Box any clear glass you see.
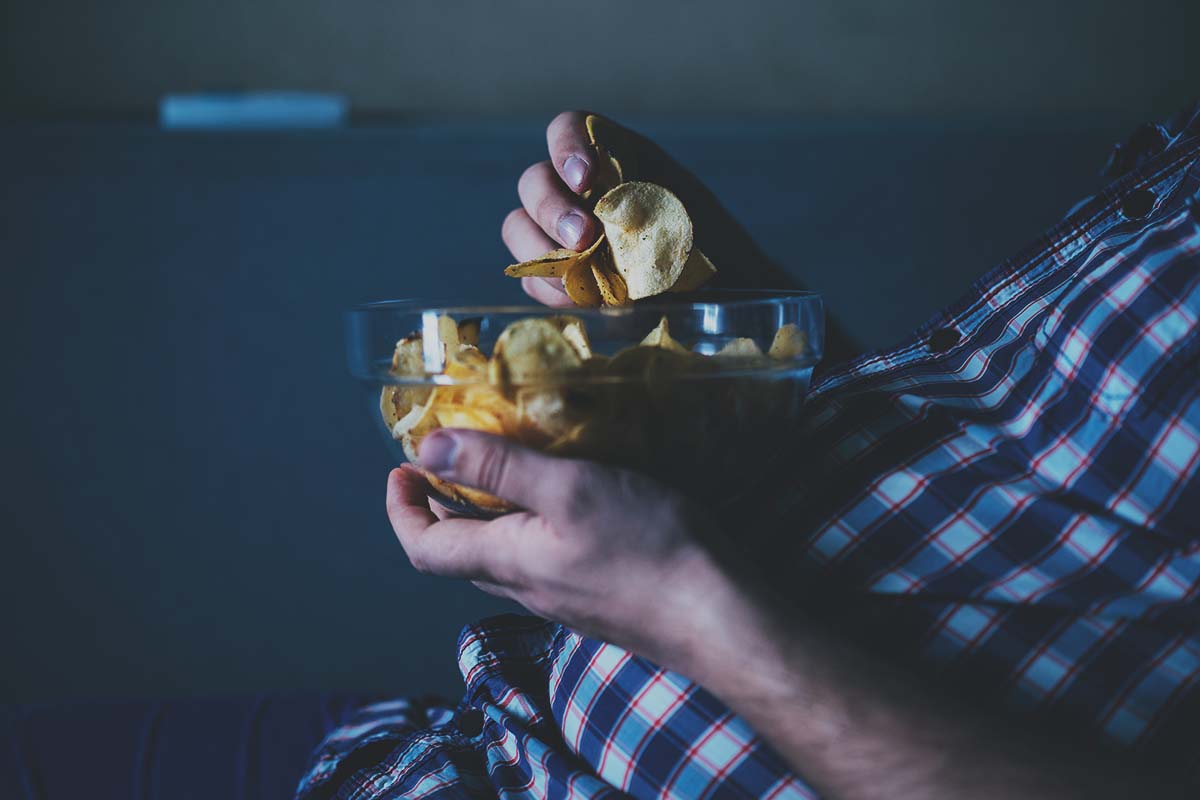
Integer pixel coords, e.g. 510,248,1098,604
346,290,824,516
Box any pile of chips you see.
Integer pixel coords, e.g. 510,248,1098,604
381,314,810,513
503,116,717,306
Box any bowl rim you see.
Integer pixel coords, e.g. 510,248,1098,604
347,288,821,317
349,289,824,385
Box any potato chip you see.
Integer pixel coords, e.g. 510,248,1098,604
400,432,420,463
516,388,576,444
446,343,488,378
437,314,460,350
669,248,717,293
400,385,516,514
592,260,629,306
393,396,443,464
552,316,594,360
545,421,592,456
381,334,434,431
768,323,810,360
390,333,424,375
398,391,446,460
492,318,584,386
505,236,605,279
393,401,433,438
562,257,603,307
583,114,627,200
606,344,695,382
595,182,693,300
462,385,521,433
487,356,508,389
457,317,482,347
424,472,515,514
435,404,505,434
503,248,578,279
380,387,404,430
381,303,813,520
639,315,689,354
713,338,765,360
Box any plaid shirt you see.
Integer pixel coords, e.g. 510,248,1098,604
299,103,1200,799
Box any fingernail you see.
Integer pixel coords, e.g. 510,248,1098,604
563,154,589,191
557,211,586,248
418,431,459,474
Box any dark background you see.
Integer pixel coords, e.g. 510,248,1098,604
2,1,1197,703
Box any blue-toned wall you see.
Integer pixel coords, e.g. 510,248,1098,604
0,116,1145,700
3,1,1197,119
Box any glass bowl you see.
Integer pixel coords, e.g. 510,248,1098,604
346,290,823,517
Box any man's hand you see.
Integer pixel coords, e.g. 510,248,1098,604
502,110,796,307
387,428,727,663
387,428,1185,799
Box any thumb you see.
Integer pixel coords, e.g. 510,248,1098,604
418,429,588,520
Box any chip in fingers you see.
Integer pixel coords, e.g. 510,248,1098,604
594,182,693,300
562,258,603,307
584,114,628,200
669,248,717,293
505,235,604,279
592,260,628,306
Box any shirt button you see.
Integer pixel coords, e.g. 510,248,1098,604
456,708,485,737
928,327,961,353
1121,188,1156,219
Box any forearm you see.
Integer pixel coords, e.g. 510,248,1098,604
658,557,1181,800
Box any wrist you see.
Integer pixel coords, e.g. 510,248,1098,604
653,548,807,707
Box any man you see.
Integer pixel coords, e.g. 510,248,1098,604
298,104,1200,798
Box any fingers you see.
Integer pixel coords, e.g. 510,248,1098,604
521,276,574,307
386,467,497,579
471,579,516,601
386,466,438,533
417,429,591,523
501,208,557,262
429,495,456,522
546,110,594,193
518,161,596,251
501,207,576,308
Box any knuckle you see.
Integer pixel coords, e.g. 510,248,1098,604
534,194,563,229
560,462,599,515
612,467,683,521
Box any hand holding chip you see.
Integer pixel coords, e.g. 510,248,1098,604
386,428,729,663
503,111,797,307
